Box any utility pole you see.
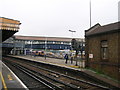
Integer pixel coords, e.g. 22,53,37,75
30,40,33,55
90,0,92,28
44,37,47,59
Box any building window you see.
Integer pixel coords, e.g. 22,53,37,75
101,40,108,60
53,41,55,44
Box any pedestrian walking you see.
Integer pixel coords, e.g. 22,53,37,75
64,54,69,64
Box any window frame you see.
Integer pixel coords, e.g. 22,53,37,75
101,40,109,61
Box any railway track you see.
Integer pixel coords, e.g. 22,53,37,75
3,57,111,90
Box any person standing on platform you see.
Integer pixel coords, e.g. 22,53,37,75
64,54,69,64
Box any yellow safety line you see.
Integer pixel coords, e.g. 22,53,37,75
69,65,80,68
0,72,7,90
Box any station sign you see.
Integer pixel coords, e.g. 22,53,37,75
89,54,93,58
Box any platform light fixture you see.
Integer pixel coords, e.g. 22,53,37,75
69,30,76,33
69,30,76,38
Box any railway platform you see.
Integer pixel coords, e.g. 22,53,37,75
9,55,120,89
0,60,27,90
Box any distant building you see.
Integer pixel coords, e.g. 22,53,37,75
3,35,85,55
85,22,120,81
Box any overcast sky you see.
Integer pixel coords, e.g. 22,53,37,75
0,0,119,38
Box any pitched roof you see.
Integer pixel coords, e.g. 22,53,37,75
14,35,84,42
85,21,120,36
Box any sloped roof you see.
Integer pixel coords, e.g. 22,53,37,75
14,35,84,42
85,21,120,36
0,17,21,31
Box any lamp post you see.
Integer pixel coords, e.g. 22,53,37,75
69,30,76,37
30,40,33,55
69,30,77,65
44,37,47,59
69,30,76,50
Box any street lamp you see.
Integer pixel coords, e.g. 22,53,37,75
69,30,76,32
69,30,76,50
69,30,77,65
69,30,76,37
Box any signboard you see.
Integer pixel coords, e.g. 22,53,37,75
89,54,93,58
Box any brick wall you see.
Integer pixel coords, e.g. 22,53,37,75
85,32,119,80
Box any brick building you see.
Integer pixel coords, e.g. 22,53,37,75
85,22,120,81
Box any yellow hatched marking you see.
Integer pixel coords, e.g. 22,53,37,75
0,72,7,90
69,65,79,68
8,75,13,80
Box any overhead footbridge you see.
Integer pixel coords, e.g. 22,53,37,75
0,17,21,42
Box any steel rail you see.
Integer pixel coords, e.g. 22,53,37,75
3,57,112,90
27,62,111,90
15,64,63,90
4,59,62,90
15,63,79,89
4,59,79,90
